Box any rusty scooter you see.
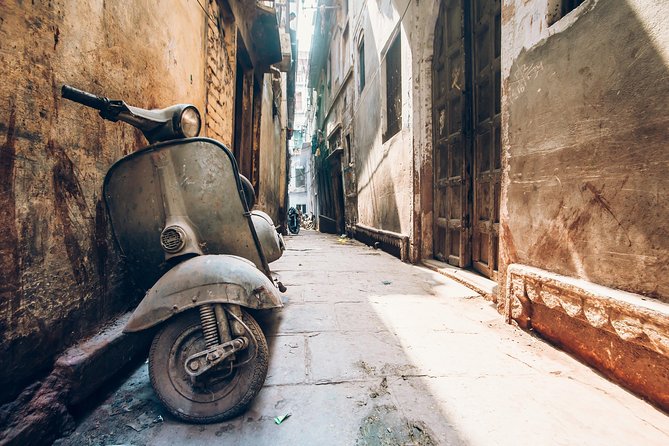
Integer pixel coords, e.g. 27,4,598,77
62,85,285,423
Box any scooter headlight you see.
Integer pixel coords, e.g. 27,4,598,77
179,106,201,138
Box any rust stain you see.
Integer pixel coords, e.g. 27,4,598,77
500,222,518,264
527,198,590,274
49,139,90,285
582,182,632,246
501,1,515,25
0,106,21,317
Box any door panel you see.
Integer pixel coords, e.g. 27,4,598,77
471,0,501,279
432,0,470,267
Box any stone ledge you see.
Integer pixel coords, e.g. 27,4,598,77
0,312,150,446
506,263,669,412
422,259,499,301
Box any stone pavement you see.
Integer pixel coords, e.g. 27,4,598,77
56,231,669,445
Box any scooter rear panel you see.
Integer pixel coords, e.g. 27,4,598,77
103,138,268,290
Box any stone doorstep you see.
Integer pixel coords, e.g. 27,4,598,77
0,312,151,446
506,263,669,412
422,258,500,301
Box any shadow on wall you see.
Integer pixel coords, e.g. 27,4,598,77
504,0,669,302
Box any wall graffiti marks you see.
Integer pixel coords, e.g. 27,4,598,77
508,61,544,101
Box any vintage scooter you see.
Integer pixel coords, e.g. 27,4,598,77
62,85,285,423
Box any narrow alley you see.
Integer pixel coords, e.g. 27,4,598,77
1,0,668,444
56,231,669,446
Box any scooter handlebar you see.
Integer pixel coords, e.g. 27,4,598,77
61,85,109,110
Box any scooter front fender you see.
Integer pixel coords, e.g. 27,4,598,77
124,255,283,333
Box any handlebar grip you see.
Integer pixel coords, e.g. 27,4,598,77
61,85,108,110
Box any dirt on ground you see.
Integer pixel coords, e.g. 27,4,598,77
357,404,435,446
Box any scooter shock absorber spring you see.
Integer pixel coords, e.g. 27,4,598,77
199,304,219,348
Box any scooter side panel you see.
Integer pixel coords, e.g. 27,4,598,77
251,210,284,263
124,255,282,333
104,139,269,290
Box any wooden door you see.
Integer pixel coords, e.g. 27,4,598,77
471,0,501,279
432,0,470,268
432,0,500,279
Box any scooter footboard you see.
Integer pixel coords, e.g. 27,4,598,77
124,255,282,333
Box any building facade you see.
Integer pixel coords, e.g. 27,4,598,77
0,0,294,420
308,0,669,411
289,50,317,216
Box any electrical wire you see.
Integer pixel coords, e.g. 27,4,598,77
194,0,219,27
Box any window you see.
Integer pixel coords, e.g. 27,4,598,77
332,35,340,87
358,39,365,93
342,24,350,73
327,50,332,91
294,166,305,188
383,33,402,142
547,0,585,26
329,128,342,156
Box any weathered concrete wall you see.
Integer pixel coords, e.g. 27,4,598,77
500,0,669,303
351,0,414,236
0,0,213,403
403,0,442,262
256,72,286,224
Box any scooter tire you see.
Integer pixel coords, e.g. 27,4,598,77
148,308,269,423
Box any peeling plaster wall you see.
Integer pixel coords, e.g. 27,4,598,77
500,0,669,303
404,0,442,262
256,73,286,224
0,0,215,403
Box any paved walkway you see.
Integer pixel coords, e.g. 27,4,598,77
57,231,669,445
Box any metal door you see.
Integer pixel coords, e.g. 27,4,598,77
432,0,470,267
471,0,501,279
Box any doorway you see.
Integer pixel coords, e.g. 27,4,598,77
432,0,501,279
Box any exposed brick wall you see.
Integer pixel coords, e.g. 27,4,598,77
205,0,237,148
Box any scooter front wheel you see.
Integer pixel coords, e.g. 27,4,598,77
148,308,269,423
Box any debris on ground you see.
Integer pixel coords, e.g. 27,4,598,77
369,377,389,399
355,360,376,375
381,280,392,285
274,413,292,425
125,412,162,432
338,234,352,244
356,405,435,446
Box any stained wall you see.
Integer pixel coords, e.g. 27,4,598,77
256,72,287,225
0,0,226,403
500,0,669,304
